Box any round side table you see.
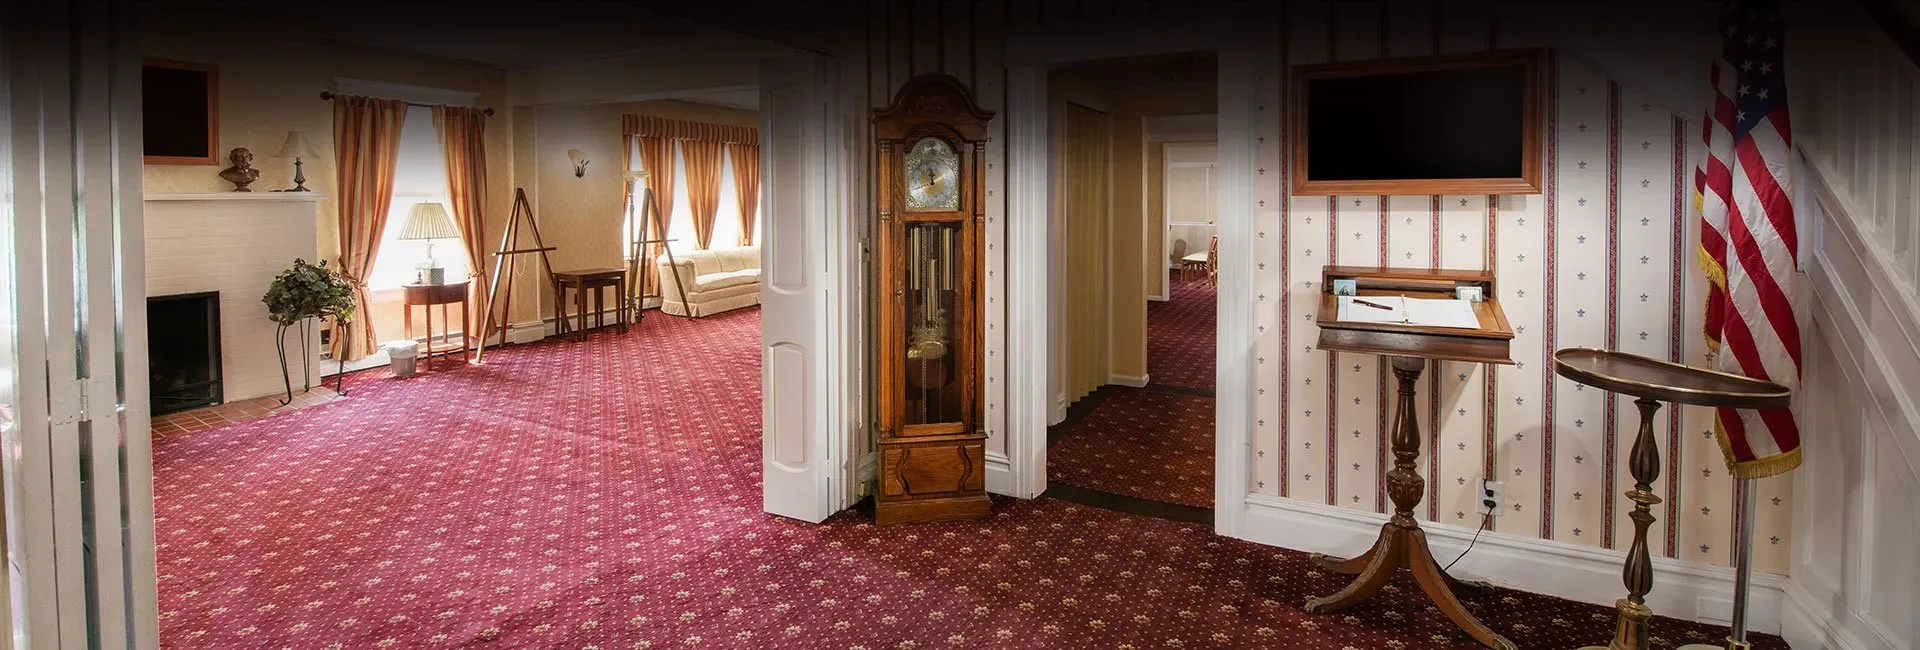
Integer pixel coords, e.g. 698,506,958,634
1552,348,1790,650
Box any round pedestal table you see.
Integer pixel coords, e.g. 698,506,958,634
1552,348,1790,650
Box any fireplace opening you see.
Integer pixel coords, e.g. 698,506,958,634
148,291,222,415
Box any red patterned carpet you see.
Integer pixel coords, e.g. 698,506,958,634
1147,271,1216,390
151,306,1783,649
1048,387,1216,508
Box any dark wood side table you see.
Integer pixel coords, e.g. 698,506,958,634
402,280,471,371
1309,266,1517,650
551,268,628,342
1554,348,1790,650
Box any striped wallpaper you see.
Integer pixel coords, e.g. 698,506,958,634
1255,1,1791,572
855,0,1792,573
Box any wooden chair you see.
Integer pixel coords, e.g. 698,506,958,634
1205,234,1218,284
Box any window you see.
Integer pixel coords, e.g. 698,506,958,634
624,136,762,257
664,145,697,254
368,106,468,290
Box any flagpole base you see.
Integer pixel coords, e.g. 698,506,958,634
1675,641,1751,650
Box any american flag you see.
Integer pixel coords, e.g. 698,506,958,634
1695,0,1802,478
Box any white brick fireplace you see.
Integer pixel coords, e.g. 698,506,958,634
144,192,324,404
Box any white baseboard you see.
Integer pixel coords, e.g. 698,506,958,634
1235,494,1787,634
503,321,547,344
984,451,1016,497
1109,373,1150,387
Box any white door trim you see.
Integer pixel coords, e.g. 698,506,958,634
1212,45,1259,538
2,4,161,645
1003,65,1051,499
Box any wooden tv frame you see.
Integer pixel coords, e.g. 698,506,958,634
1289,48,1544,196
142,58,220,165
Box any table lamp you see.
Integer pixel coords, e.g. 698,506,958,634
275,130,318,192
399,202,460,284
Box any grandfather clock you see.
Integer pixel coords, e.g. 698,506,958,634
872,74,994,525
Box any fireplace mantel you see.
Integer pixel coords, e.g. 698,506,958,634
144,193,324,402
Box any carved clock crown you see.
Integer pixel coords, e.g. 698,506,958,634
874,73,994,141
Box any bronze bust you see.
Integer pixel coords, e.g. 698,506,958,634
218,147,260,192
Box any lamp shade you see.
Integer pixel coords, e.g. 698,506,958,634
624,169,650,181
275,130,318,159
398,202,460,241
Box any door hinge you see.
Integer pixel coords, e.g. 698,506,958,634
50,377,114,426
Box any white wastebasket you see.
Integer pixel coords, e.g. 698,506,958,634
385,340,419,377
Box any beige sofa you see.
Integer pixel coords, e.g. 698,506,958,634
655,246,760,317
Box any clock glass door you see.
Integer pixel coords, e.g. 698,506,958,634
903,222,962,425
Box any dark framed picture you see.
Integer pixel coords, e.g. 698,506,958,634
142,59,220,165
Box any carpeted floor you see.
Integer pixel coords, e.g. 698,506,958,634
1047,387,1216,508
1049,270,1219,507
1147,271,1217,391
151,305,1783,649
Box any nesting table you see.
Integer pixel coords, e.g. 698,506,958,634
551,268,629,341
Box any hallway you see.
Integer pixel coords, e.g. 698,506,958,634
1049,271,1216,509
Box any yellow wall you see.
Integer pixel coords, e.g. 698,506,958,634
1049,62,1215,385
140,21,514,346
520,100,760,321
137,21,759,341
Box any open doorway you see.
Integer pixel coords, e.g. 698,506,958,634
1042,53,1219,518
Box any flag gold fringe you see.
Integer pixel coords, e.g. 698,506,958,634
1693,189,1729,353
1713,411,1804,479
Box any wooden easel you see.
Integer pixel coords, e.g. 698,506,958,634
475,188,556,363
623,176,691,317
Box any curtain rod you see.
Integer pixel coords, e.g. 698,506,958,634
318,91,495,116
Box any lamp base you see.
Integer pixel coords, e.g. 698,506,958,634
286,157,310,192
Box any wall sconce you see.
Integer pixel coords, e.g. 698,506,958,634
567,149,591,178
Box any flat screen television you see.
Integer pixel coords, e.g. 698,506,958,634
1290,49,1544,195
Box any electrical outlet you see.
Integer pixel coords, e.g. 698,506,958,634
1479,480,1504,517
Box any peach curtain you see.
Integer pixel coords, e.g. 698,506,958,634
622,114,757,145
728,143,760,246
635,136,676,296
680,139,725,250
431,105,490,340
332,95,409,361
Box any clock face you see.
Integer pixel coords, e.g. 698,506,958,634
903,137,960,211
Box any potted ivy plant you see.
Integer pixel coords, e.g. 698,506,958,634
262,258,356,403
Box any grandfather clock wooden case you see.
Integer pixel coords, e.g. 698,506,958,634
872,74,994,525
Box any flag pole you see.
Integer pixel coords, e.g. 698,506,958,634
1678,477,1757,650
1727,477,1758,649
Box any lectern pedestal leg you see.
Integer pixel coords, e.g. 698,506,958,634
1579,398,1666,650
1304,356,1516,650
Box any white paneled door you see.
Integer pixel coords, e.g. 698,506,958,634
2,2,161,648
759,53,859,523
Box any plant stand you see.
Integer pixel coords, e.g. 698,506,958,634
274,318,314,406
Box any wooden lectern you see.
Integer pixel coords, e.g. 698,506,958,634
1308,266,1516,650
